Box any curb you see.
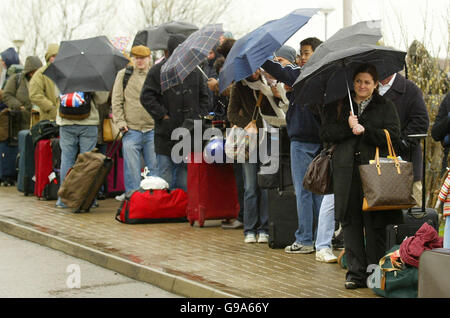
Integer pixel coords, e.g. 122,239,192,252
0,218,239,298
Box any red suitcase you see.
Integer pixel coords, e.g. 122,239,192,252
186,153,240,227
34,139,54,198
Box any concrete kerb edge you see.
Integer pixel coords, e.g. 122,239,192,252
0,218,239,298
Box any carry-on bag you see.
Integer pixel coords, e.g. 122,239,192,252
0,140,18,185
186,152,240,227
115,189,188,224
104,141,124,197
58,134,121,212
34,139,54,198
30,120,58,146
418,248,450,298
268,186,298,249
386,134,440,250
16,130,35,195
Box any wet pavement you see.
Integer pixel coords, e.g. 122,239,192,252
0,186,376,298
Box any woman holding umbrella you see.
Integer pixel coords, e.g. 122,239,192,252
320,63,403,289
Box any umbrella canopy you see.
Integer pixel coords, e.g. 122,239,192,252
293,21,406,107
218,8,318,93
133,21,199,51
160,24,224,92
44,36,129,94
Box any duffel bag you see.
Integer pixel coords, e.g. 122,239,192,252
115,189,188,224
371,245,419,298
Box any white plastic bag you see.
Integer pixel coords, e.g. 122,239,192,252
140,167,169,190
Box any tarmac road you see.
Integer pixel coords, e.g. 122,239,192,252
0,231,182,298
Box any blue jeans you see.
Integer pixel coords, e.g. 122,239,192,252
157,154,187,191
445,216,450,249
291,141,323,246
315,194,335,251
57,125,98,205
242,162,269,236
122,129,158,193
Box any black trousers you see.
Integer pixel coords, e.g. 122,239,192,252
342,161,387,283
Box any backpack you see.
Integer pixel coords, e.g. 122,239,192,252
59,92,92,120
30,120,59,146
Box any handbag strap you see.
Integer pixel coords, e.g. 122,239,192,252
373,129,401,175
250,92,264,122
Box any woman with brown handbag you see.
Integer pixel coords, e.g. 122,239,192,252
319,63,403,289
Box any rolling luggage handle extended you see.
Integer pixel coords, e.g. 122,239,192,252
75,132,122,213
106,132,122,159
407,134,428,215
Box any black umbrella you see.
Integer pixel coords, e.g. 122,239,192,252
293,20,406,109
132,21,199,51
44,36,129,94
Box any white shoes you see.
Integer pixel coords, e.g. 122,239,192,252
315,248,338,263
244,233,257,243
257,233,269,244
244,233,269,244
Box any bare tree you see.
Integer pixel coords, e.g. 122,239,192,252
128,0,230,33
0,0,116,62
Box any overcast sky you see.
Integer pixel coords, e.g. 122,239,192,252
220,0,449,58
1,0,449,59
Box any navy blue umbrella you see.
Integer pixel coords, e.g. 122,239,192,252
218,8,318,93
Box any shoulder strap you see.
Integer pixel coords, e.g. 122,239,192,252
122,66,134,91
16,73,22,87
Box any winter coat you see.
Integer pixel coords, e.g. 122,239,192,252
262,59,321,144
112,67,154,131
320,92,403,226
2,56,43,130
383,74,429,182
29,62,59,122
227,80,276,129
140,58,210,157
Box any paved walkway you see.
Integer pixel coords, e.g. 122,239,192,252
0,186,376,298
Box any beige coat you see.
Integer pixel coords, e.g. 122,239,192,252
112,67,154,131
29,63,59,121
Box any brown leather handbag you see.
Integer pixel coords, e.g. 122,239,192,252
302,145,336,195
359,129,416,211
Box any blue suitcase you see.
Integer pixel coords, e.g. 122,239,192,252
0,141,18,186
17,130,35,195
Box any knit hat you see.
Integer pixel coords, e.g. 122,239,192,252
45,43,60,63
0,47,20,69
275,46,296,64
131,45,151,58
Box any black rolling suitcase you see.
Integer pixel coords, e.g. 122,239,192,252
386,134,440,250
268,186,298,249
16,130,35,195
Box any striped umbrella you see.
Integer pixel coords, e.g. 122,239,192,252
160,24,223,92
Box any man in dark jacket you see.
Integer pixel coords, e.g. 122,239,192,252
262,37,324,254
140,34,210,191
379,73,429,206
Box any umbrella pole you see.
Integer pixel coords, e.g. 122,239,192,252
196,65,210,80
346,81,355,115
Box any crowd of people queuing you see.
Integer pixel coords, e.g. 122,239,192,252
0,24,448,291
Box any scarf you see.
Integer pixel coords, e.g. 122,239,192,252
242,78,286,124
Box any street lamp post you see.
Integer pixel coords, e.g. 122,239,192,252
12,39,25,57
320,8,335,40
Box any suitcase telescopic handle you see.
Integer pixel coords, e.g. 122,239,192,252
106,132,122,158
407,134,428,213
